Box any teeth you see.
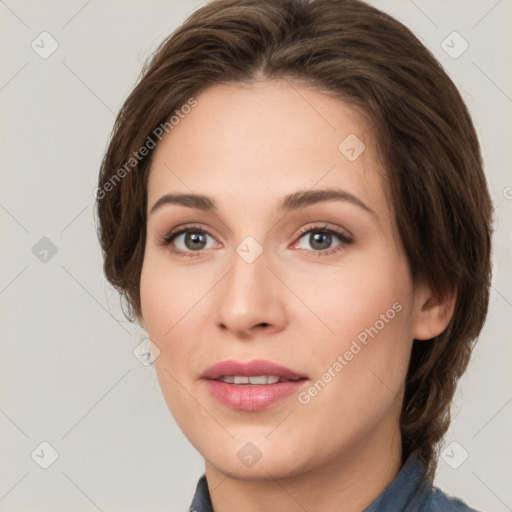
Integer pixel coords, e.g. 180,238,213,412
218,375,287,385
250,375,279,384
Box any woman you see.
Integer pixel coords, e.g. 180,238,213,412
96,0,493,510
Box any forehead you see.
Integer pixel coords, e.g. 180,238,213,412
147,80,388,220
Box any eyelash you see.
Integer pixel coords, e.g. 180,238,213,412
158,223,354,258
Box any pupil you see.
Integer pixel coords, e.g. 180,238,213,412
311,232,331,250
186,231,206,250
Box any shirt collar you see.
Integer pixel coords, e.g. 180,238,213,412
363,454,432,511
189,473,213,512
189,453,430,512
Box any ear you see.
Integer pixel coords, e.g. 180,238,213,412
412,282,457,340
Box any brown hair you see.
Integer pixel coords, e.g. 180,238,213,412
96,0,493,479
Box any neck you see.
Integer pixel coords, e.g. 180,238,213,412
205,421,403,512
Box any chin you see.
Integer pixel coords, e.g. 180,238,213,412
196,434,320,481
207,452,305,481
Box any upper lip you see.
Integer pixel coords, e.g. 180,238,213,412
201,359,307,380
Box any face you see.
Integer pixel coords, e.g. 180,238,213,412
139,80,431,480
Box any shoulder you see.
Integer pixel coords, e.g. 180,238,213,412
423,485,481,512
364,454,482,512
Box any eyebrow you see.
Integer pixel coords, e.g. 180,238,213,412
148,188,376,217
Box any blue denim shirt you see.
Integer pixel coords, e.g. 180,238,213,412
188,454,480,511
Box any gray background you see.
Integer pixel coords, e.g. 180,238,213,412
1,0,511,510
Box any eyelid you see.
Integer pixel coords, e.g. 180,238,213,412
292,223,354,244
160,222,215,244
158,222,220,255
158,222,354,257
289,223,354,256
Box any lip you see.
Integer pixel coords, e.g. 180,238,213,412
201,359,307,380
201,359,308,411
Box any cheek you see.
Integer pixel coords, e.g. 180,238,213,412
139,264,168,340
291,242,413,344
139,252,204,422
139,249,198,340
294,247,414,407
139,249,214,393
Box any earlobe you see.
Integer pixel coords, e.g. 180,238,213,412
412,284,457,341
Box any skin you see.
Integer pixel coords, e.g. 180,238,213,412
139,80,455,512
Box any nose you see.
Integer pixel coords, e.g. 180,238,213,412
214,243,287,339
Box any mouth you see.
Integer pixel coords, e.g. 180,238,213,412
201,359,308,411
216,375,300,384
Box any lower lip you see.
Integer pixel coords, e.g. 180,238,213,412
203,379,307,411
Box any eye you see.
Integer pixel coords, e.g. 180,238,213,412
292,225,354,256
159,223,219,257
159,223,354,258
